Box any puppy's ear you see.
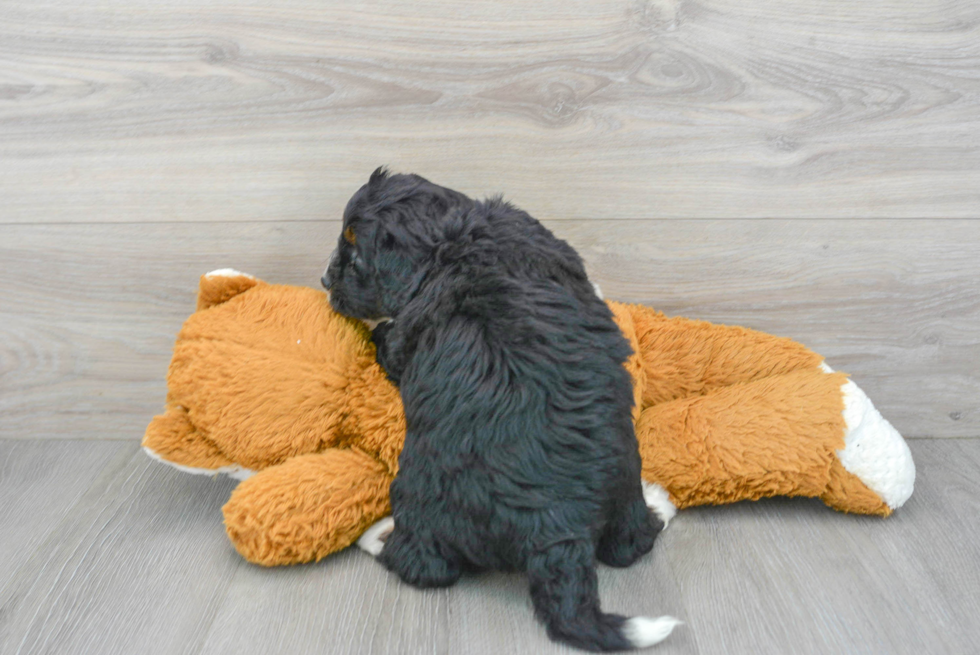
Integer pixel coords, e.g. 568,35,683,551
372,222,432,315
368,166,390,191
370,321,403,384
376,223,399,251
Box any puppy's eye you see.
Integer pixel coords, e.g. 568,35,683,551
343,226,356,245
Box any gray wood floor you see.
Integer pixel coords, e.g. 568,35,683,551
2,0,979,653
0,438,977,654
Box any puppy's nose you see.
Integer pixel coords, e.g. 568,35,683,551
321,272,331,290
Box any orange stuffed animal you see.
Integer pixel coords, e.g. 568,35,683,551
143,269,915,566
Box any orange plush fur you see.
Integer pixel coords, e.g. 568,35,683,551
143,271,915,566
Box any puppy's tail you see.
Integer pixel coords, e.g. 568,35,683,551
527,540,680,651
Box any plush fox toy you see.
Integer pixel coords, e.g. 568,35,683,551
143,270,915,567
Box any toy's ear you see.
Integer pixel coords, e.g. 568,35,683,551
197,269,261,310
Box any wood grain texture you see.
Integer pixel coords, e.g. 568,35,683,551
661,437,980,655
1,1,979,222
0,440,125,591
0,220,341,440
566,219,980,438
2,219,975,440
0,443,243,655
198,549,453,655
1,439,976,654
3,5,976,652
197,535,694,655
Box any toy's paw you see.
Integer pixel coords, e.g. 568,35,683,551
143,407,255,479
143,445,256,481
642,480,677,529
357,516,395,557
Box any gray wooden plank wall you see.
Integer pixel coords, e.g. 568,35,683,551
1,0,979,221
1,1,978,654
1,0,977,442
2,220,977,440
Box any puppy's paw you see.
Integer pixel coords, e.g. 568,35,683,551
642,480,677,529
591,281,604,300
357,516,395,557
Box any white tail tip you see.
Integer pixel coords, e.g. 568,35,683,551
821,362,916,510
622,615,682,648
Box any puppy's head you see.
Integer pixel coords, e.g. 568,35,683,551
322,167,471,320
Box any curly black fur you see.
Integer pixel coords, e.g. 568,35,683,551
322,168,665,651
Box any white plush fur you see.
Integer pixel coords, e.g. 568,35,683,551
641,480,677,528
622,616,682,648
362,317,393,331
357,516,395,557
142,446,255,481
205,268,254,279
821,363,915,509
592,281,604,300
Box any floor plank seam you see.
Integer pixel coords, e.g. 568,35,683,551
4,217,980,227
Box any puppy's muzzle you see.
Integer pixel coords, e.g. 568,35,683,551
321,248,339,290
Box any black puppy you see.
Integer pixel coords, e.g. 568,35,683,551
322,169,678,651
